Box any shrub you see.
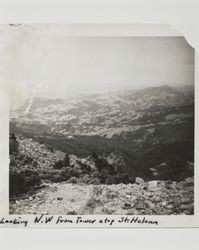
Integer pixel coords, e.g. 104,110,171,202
81,174,91,184
67,177,78,184
9,165,41,196
105,175,119,185
44,169,69,182
88,178,101,185
54,159,65,169
9,133,19,155
53,154,70,169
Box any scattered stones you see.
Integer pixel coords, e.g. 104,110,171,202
10,176,194,215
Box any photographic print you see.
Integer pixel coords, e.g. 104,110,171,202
7,26,195,217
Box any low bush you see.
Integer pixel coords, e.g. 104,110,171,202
67,176,78,184
9,133,19,155
9,164,41,196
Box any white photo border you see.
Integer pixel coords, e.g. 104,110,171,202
0,24,198,228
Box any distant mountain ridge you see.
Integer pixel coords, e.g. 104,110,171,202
10,84,194,138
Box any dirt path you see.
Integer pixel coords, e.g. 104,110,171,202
10,183,94,215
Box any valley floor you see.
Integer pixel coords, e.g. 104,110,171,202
10,177,194,215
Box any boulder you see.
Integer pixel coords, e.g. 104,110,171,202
126,208,139,215
181,197,190,204
41,211,48,215
123,202,132,209
146,200,155,209
57,197,63,201
167,204,174,209
135,177,145,185
135,200,147,210
147,180,158,189
181,204,194,211
185,177,194,186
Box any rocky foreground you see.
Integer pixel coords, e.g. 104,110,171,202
10,176,194,215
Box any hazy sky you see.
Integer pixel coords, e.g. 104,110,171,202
6,34,194,103
40,37,194,97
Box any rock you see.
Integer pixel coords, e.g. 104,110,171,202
51,199,57,204
152,172,158,176
26,210,33,214
57,197,63,201
105,190,118,199
32,204,37,209
67,211,77,215
151,196,161,203
39,183,49,188
41,211,48,215
149,168,157,172
152,207,161,214
146,200,155,209
167,204,174,209
123,203,132,209
181,197,190,204
131,183,145,192
185,177,194,186
158,182,166,188
135,177,145,185
181,204,193,210
29,196,33,201
165,209,173,215
144,192,154,197
126,208,139,215
173,196,181,204
135,200,147,210
161,201,167,206
183,210,193,215
147,181,158,189
103,207,116,214
176,182,184,190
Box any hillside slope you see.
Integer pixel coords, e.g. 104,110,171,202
10,85,194,181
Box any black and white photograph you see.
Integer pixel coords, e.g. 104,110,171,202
7,25,194,216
